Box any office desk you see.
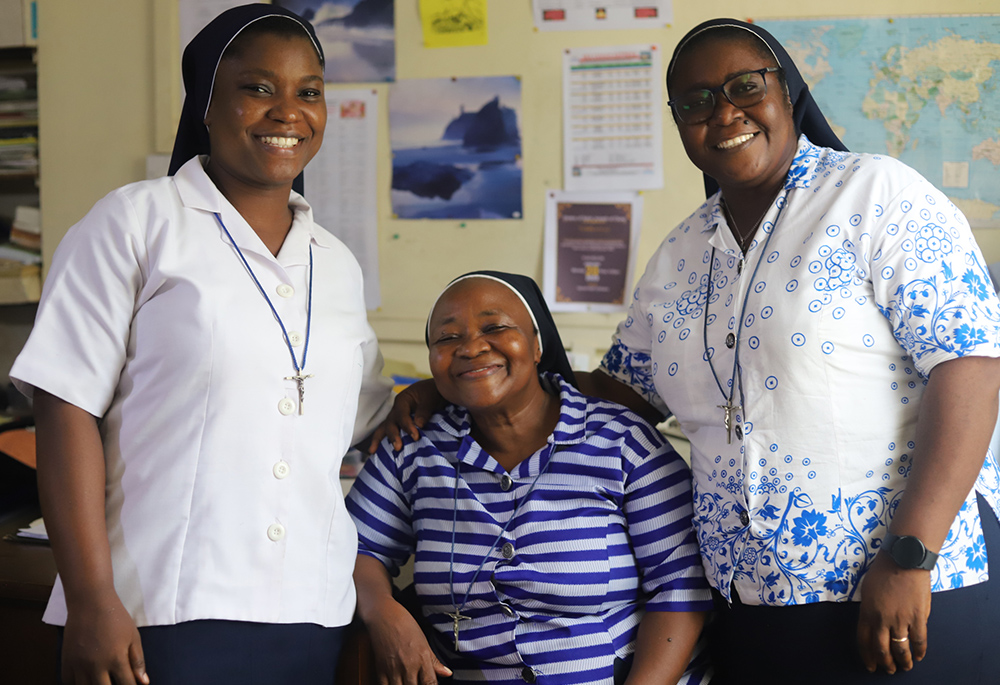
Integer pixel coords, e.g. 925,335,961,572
0,506,58,685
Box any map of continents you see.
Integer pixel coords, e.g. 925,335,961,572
764,16,1000,227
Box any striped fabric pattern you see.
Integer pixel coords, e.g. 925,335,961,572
346,374,713,685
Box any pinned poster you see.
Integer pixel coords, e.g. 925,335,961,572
563,45,664,191
390,76,522,220
304,89,381,309
274,0,396,82
533,0,670,31
420,0,489,47
543,190,642,313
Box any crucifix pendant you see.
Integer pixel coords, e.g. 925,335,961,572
285,372,314,415
718,401,740,444
446,610,469,651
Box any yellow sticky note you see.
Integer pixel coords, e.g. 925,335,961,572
419,0,489,48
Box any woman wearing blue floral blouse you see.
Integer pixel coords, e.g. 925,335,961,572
381,18,1000,685
583,19,1000,684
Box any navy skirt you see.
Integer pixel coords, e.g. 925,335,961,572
61,620,347,684
708,494,1000,684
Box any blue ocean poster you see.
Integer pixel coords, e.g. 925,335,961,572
389,76,523,220
274,0,395,82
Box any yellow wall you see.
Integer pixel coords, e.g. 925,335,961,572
37,0,1000,375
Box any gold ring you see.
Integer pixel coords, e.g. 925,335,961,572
890,636,909,643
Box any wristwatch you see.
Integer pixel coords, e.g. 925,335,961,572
882,532,939,570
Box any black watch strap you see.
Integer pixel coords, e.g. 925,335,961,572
883,532,939,571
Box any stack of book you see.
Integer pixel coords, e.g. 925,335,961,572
0,72,36,177
9,205,38,251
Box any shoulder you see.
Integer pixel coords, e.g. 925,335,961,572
77,176,176,227
632,195,720,300
656,195,721,254
375,409,465,467
794,136,929,198
552,375,668,456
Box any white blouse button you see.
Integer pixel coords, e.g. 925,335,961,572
267,523,286,542
278,398,295,415
288,331,304,347
273,461,290,479
276,284,294,298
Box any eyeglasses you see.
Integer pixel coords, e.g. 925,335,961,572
668,67,782,124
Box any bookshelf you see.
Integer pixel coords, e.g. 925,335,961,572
0,45,41,305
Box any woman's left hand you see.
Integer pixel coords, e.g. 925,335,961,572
856,551,931,674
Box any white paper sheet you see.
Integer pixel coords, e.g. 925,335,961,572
305,89,381,310
543,190,642,313
563,45,664,192
533,0,671,31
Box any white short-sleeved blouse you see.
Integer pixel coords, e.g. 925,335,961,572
11,156,393,627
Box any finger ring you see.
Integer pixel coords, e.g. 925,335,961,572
890,636,909,643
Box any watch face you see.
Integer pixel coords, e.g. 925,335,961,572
892,535,927,568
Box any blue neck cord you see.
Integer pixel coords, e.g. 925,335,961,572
703,194,788,412
213,212,313,375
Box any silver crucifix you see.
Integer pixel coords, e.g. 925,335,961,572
285,372,314,415
718,401,740,444
446,610,470,651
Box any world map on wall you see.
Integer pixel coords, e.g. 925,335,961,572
764,16,1000,228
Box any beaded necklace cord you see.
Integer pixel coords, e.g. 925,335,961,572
703,193,788,443
447,443,558,652
214,212,314,414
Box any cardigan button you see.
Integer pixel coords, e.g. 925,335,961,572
500,474,513,491
739,510,750,527
726,333,736,348
521,667,536,683
501,542,515,559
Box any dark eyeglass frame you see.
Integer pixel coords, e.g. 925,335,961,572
668,66,782,124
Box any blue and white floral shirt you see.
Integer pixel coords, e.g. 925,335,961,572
601,135,1000,605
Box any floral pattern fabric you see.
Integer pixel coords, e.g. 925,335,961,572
601,135,1000,605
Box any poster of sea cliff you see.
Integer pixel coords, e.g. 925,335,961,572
275,0,395,82
389,76,523,220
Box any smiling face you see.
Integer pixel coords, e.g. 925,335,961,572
203,31,326,196
427,278,543,415
669,34,798,197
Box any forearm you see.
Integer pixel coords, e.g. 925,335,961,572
625,610,706,685
574,369,664,425
890,355,1000,551
33,388,117,607
353,553,398,624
